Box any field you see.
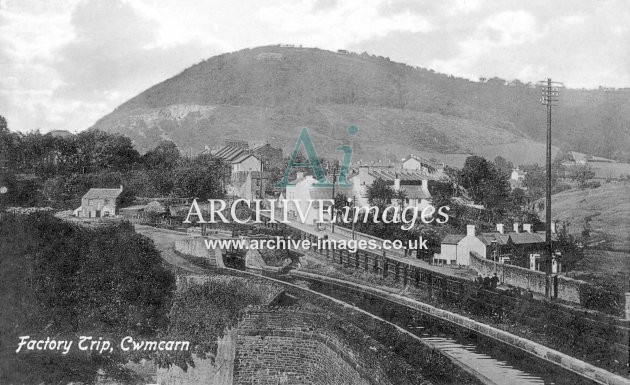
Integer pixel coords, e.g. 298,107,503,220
590,161,630,179
549,181,630,251
566,249,630,291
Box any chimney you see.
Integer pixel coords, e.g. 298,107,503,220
296,171,304,180
551,221,557,234
421,179,428,190
513,222,520,233
496,224,504,234
394,178,401,191
467,224,476,237
119,185,123,192
523,224,532,233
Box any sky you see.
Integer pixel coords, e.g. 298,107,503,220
0,0,628,133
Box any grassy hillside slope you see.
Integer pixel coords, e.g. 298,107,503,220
549,182,630,251
92,46,630,163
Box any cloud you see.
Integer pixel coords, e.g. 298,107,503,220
0,0,629,133
428,10,543,79
256,0,432,48
0,0,223,133
54,0,220,102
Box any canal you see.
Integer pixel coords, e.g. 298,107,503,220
272,273,599,385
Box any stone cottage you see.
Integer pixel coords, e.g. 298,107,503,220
76,186,123,218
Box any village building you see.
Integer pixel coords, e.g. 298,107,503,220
75,186,123,218
350,165,437,209
210,140,282,200
119,204,147,220
281,172,351,226
401,155,444,177
433,222,559,270
230,153,262,176
210,140,283,168
227,171,269,200
510,168,526,189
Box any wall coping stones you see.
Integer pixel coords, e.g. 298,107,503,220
290,270,630,385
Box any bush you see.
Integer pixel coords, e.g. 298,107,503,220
0,211,175,384
578,282,624,315
585,181,601,189
552,182,572,194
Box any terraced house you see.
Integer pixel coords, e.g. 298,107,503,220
434,223,560,271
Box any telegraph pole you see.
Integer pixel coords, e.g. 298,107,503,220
539,78,562,298
330,162,338,233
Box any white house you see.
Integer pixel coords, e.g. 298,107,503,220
394,179,432,210
433,225,488,266
402,155,444,177
282,173,351,226
231,153,262,176
350,165,436,209
509,169,526,189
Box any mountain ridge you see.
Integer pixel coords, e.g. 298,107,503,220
91,45,630,165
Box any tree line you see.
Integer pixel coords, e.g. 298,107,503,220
0,117,227,209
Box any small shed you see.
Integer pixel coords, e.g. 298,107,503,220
119,204,147,220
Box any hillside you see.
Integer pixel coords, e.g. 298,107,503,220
548,182,630,251
91,46,630,164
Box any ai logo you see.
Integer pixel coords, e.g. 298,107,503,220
275,125,358,188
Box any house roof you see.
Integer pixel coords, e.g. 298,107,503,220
119,204,146,212
251,143,274,152
214,146,246,162
402,155,441,169
231,153,260,164
400,185,431,200
535,231,559,242
442,234,465,244
478,233,510,245
368,169,438,182
509,232,545,245
83,188,122,199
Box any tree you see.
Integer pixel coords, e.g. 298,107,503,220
459,156,510,210
493,156,514,176
0,211,175,384
333,192,350,218
554,222,584,271
510,188,527,209
554,143,574,163
522,164,560,200
145,200,166,223
142,141,181,170
174,163,224,200
74,131,140,173
0,115,7,133
366,178,394,208
569,164,595,188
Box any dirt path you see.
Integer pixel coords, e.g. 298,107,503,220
135,225,206,274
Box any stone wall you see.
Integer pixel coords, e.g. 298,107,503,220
334,226,385,247
470,251,548,295
469,251,584,303
156,328,237,385
174,237,224,267
234,306,388,385
291,271,630,385
175,274,284,305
